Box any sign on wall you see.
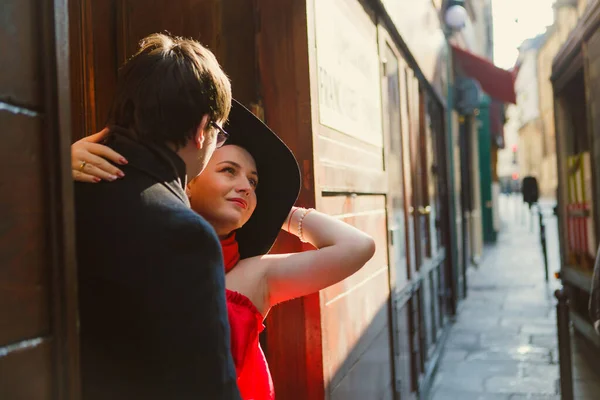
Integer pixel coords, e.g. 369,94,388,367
314,0,383,148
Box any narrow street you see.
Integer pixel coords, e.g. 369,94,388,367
430,196,600,399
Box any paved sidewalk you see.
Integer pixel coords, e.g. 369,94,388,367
429,196,600,399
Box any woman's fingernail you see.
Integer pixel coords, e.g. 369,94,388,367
119,158,128,165
93,177,101,183
108,175,118,181
117,171,125,178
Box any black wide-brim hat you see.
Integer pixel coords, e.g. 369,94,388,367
224,100,301,259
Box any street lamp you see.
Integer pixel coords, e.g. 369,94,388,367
445,0,468,32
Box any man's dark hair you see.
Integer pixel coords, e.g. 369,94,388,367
107,33,232,148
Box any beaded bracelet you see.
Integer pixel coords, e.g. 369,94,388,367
297,208,315,243
287,207,301,233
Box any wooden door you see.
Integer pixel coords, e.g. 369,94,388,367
379,33,436,396
425,94,452,327
69,1,324,398
415,89,452,370
400,67,426,387
584,29,600,250
69,0,261,140
458,117,472,298
0,0,80,399
409,79,427,272
379,30,415,399
308,0,395,398
424,95,445,260
400,71,418,280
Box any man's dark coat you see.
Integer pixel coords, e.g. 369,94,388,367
75,133,240,399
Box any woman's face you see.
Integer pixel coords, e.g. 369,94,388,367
187,145,258,237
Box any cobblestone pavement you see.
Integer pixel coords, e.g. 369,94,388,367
430,196,600,399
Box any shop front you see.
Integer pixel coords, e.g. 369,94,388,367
552,0,600,347
1,0,458,398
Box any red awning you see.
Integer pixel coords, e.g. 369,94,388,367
451,44,517,104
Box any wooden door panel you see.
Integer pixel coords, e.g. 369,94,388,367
72,0,260,138
430,269,441,340
330,328,394,400
381,41,409,291
400,67,417,279
317,126,386,194
0,0,43,107
380,33,410,399
584,30,600,239
427,96,445,258
119,0,221,61
74,0,222,136
0,340,54,400
421,274,434,355
393,303,415,399
409,77,426,269
1,5,54,399
1,1,80,399
0,112,50,347
320,194,393,399
89,0,120,130
404,67,432,391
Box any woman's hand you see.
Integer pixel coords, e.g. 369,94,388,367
72,128,128,183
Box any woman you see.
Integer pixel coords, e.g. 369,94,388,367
72,100,376,399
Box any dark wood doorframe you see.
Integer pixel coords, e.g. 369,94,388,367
255,1,324,399
418,87,432,258
45,0,81,398
379,28,413,398
458,116,472,299
408,72,425,273
68,0,102,141
66,1,318,398
430,97,456,317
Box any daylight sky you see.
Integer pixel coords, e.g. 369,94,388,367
492,0,556,69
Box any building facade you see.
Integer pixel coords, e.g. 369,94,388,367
537,1,580,198
514,34,547,192
0,1,459,399
509,1,581,199
497,104,519,189
553,0,600,348
0,0,503,399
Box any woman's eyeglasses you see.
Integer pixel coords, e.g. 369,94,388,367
210,121,229,148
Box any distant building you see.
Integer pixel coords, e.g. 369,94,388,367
505,0,580,199
536,0,580,197
515,33,547,194
497,104,521,193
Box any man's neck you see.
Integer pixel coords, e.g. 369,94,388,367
171,141,203,181
153,141,189,186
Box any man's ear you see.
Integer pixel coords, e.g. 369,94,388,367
194,114,211,149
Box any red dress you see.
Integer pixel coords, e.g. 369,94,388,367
221,234,275,400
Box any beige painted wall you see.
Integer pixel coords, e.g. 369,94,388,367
518,118,545,180
536,5,580,197
578,0,590,15
498,104,520,179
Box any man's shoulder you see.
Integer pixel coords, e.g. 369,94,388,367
75,173,217,244
75,166,178,208
154,200,218,242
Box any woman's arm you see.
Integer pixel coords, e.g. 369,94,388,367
262,207,376,309
71,128,128,183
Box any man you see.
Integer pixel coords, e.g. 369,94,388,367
74,33,241,399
